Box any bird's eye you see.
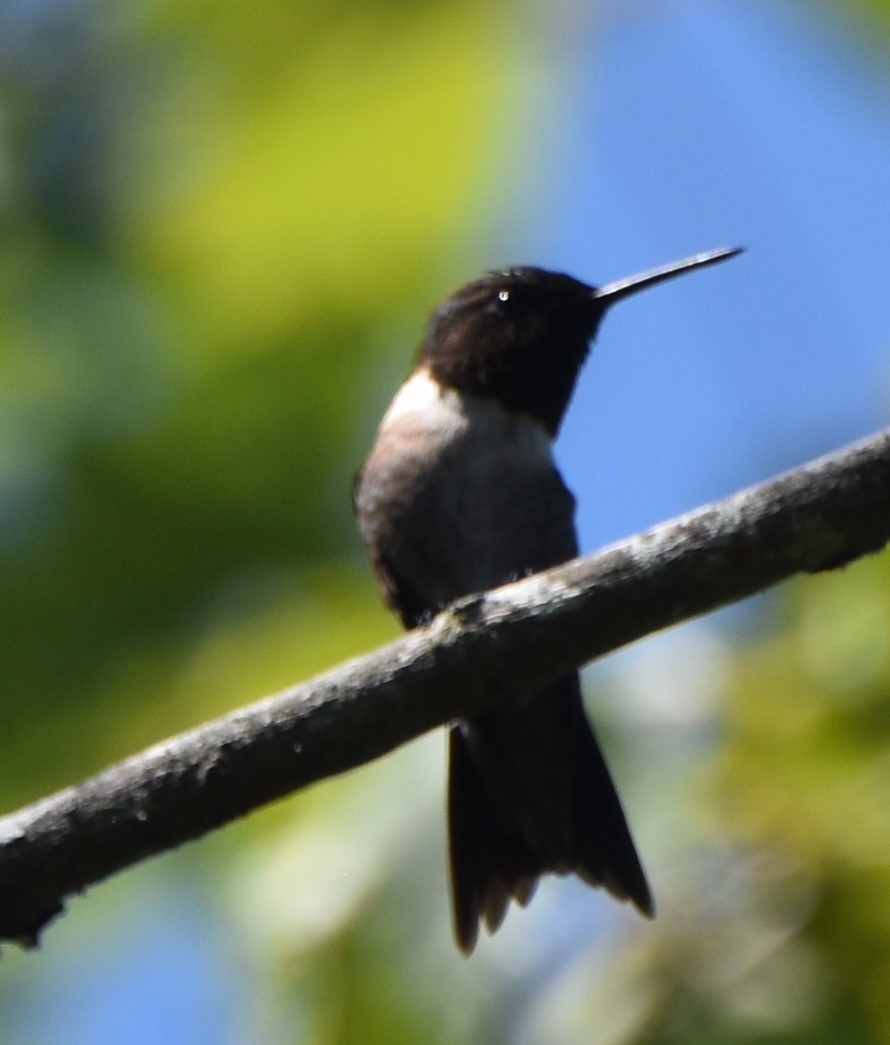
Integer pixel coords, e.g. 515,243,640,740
497,289,510,303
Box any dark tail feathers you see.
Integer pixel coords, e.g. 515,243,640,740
447,714,652,955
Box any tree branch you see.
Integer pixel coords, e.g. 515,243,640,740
2,428,890,947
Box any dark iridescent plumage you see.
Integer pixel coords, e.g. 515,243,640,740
354,250,740,952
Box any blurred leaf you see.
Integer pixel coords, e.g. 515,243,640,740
126,1,507,346
708,554,890,1040
0,0,508,803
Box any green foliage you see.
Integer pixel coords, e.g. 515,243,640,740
0,0,507,801
0,0,525,1038
558,556,890,1044
3,1,890,1042
847,0,890,31
711,555,890,1042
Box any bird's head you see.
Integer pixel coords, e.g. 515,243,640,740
418,247,742,435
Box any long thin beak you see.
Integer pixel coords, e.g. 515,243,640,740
594,246,743,306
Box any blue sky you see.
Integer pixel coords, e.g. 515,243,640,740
5,1,890,1040
505,1,890,553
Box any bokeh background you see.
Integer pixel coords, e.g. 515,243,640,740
2,0,890,1041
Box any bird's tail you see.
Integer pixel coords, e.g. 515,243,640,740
447,693,652,955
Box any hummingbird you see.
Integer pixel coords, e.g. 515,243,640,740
353,246,741,953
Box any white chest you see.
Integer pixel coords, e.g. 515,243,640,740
378,368,555,476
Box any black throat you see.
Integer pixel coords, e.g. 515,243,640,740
418,267,605,437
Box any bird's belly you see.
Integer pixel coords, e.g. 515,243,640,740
356,397,577,611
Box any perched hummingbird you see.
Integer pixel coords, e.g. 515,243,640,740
353,247,741,953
